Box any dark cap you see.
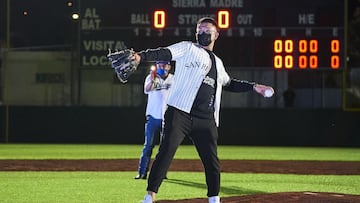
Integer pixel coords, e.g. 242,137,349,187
197,17,218,28
156,61,170,65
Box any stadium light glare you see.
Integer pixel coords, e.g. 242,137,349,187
72,13,79,20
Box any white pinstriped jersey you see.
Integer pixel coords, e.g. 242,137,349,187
166,41,231,126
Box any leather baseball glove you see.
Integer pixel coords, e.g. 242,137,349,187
107,49,139,83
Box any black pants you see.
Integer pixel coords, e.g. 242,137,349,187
147,106,220,197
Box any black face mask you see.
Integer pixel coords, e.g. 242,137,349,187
197,33,212,46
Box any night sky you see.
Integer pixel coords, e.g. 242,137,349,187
0,0,78,48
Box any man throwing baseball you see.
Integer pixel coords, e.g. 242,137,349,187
108,17,274,203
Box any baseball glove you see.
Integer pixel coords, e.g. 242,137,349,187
107,49,139,83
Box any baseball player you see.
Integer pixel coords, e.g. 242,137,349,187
108,17,274,203
135,61,173,180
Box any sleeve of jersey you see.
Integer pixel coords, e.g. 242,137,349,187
223,78,256,92
144,75,152,94
166,41,192,60
138,47,172,62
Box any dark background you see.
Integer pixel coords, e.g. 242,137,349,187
0,0,359,146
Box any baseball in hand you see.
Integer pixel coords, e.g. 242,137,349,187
264,89,274,98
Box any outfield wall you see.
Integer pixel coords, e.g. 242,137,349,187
0,107,359,147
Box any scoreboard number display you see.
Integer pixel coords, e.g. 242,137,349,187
273,39,341,69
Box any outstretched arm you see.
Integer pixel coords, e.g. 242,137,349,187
135,47,172,64
224,78,275,97
223,78,255,92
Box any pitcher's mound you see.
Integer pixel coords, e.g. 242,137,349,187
157,192,360,203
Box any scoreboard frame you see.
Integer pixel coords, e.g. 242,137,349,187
78,0,345,70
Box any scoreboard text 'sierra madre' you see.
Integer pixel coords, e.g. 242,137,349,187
79,0,344,70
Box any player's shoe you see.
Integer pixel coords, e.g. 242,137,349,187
134,174,147,179
208,196,220,203
140,194,153,203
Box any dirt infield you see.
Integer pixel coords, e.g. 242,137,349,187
1,159,359,203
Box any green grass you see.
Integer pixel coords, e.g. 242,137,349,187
0,172,359,203
0,144,359,161
0,144,359,202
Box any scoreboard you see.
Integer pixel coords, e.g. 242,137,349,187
79,0,344,70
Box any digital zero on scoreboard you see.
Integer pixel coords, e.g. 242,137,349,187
273,39,341,69
79,0,344,69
